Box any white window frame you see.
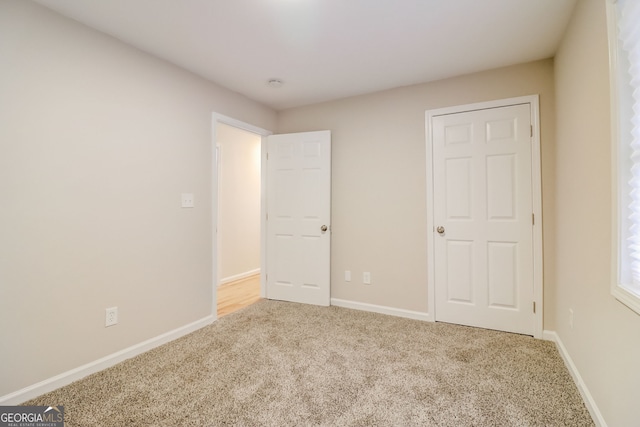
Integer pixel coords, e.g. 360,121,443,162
607,0,640,315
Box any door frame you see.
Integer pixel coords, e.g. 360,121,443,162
211,113,272,320
425,95,543,338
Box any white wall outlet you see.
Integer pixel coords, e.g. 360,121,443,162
345,270,351,282
106,307,118,327
569,308,574,329
181,193,194,208
363,272,371,285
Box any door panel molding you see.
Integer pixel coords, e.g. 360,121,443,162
425,95,543,338
266,131,331,306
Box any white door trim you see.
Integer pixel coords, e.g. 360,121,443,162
211,113,272,320
425,95,543,338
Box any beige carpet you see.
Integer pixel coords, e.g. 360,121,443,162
26,300,594,426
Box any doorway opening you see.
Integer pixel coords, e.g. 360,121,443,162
212,114,271,319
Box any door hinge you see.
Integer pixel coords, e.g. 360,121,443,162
530,125,533,138
266,152,269,160
532,213,535,225
533,301,536,314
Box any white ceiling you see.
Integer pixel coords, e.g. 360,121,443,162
34,0,577,110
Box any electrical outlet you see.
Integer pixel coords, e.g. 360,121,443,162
363,272,371,285
181,193,194,208
345,270,351,282
106,307,118,327
569,308,574,329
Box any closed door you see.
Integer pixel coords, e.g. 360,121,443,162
266,130,331,306
432,104,534,335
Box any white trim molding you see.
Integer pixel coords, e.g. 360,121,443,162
331,298,433,322
0,315,214,405
219,268,261,286
543,331,608,427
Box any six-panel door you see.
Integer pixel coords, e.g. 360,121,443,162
266,131,331,306
432,104,534,335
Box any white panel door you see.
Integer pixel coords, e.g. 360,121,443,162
432,104,534,335
266,130,331,306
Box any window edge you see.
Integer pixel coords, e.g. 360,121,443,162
607,0,640,315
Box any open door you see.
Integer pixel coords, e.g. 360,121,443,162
266,130,331,306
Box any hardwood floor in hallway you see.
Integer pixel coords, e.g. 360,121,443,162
217,274,261,318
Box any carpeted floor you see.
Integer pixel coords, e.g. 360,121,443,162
25,300,594,426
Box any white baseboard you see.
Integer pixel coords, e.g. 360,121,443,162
0,315,215,405
219,268,260,286
542,330,607,427
331,298,433,322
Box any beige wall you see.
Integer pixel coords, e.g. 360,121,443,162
278,59,556,317
0,0,275,397
216,124,261,282
554,0,640,425
4,1,636,423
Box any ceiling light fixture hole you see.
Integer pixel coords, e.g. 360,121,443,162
267,78,284,88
